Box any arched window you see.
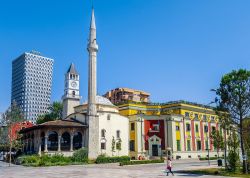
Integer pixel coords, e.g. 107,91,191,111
48,131,58,151
61,132,70,151
73,132,82,150
72,91,75,96
41,132,45,151
116,130,120,139
101,129,106,138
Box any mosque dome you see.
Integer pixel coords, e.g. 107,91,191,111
83,96,114,106
96,96,114,106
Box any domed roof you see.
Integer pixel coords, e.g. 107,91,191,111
83,96,114,106
96,96,114,106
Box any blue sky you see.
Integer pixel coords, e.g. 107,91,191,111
1,0,250,112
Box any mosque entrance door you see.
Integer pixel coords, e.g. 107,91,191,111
152,144,158,156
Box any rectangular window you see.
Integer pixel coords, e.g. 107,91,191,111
197,140,201,151
116,130,120,139
176,125,180,131
195,124,199,132
176,140,181,151
152,124,159,131
205,140,209,150
185,112,190,117
186,123,191,131
130,140,135,151
131,123,135,131
187,140,191,151
101,142,106,150
194,114,198,119
203,115,207,120
204,125,208,133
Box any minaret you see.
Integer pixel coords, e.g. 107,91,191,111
87,8,100,159
87,8,98,118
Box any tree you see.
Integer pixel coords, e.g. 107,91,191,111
243,118,250,170
116,138,122,156
111,136,115,156
3,101,25,166
210,130,224,158
215,69,250,174
214,105,233,169
36,101,63,124
48,101,63,119
227,131,240,171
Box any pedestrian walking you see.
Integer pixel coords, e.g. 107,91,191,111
166,157,174,176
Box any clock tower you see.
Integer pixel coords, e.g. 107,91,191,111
62,63,81,119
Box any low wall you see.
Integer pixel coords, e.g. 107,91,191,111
173,151,223,159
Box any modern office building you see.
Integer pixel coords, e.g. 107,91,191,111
11,51,54,123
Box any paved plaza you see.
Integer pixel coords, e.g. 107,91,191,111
0,160,234,178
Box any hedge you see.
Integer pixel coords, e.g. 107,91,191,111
199,157,219,161
120,159,164,166
95,155,130,164
17,148,88,167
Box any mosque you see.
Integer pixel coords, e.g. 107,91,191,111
20,9,129,159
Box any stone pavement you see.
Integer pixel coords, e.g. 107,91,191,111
0,161,232,178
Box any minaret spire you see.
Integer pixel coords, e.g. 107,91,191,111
87,7,99,159
87,8,98,117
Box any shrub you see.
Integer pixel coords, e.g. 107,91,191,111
72,148,88,163
120,159,164,166
96,155,130,164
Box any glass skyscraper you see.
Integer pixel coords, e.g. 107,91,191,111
11,51,54,123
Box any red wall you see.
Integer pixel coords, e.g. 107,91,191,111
144,120,165,150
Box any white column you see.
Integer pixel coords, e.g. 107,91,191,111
70,135,74,151
44,136,48,152
58,135,61,152
179,121,185,151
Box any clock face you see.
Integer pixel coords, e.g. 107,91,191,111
71,81,77,88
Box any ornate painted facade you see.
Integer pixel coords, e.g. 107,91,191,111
118,100,225,159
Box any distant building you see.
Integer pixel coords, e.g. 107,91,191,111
11,51,54,123
104,88,150,104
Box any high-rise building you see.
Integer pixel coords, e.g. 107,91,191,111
11,51,54,123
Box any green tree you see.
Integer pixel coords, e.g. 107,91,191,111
48,101,63,119
210,130,224,158
243,118,250,170
3,101,25,166
111,136,115,156
36,101,63,124
227,131,240,171
215,69,250,174
214,105,233,169
116,138,122,156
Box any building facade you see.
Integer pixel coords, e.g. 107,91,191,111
11,51,54,123
118,100,225,159
104,88,150,104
